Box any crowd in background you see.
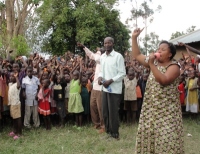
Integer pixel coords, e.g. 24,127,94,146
0,44,200,140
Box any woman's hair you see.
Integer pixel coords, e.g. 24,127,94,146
159,40,176,60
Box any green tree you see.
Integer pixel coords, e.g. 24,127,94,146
170,31,185,40
130,0,161,55
95,6,130,54
0,0,41,58
186,25,196,34
37,0,130,55
140,32,160,54
25,12,43,53
170,25,196,40
11,35,30,56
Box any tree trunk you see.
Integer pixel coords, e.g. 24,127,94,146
5,0,15,57
4,0,34,58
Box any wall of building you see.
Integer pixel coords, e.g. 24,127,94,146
174,42,200,60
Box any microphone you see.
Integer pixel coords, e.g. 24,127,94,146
145,53,160,63
154,53,160,59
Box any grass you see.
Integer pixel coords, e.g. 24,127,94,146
0,117,200,154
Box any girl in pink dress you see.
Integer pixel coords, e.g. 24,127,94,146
38,79,51,130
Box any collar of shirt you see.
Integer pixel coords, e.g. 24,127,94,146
103,50,115,57
25,75,33,79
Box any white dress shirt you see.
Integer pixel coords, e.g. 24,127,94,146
99,50,126,94
84,47,102,91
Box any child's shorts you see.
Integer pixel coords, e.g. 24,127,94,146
124,100,137,111
10,104,21,119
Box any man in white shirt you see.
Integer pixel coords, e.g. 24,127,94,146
98,37,126,140
82,45,105,133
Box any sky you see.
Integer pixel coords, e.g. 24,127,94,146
117,0,200,41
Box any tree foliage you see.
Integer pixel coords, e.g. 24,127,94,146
170,31,185,40
0,0,41,58
186,25,196,34
11,35,30,56
140,32,160,54
130,0,161,28
37,0,130,55
170,25,196,40
129,0,161,55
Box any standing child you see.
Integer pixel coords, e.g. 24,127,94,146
178,75,186,106
47,64,58,126
185,67,199,117
38,70,49,126
138,73,149,119
0,70,6,131
64,73,70,120
68,60,84,127
53,67,67,127
38,79,51,130
22,66,40,128
135,72,142,120
8,72,22,139
80,77,90,124
13,62,27,125
124,69,137,124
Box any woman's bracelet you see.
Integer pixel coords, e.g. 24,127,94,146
144,56,149,63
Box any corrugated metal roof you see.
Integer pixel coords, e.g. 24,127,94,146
169,29,200,45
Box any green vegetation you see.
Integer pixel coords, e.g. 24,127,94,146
11,35,30,57
37,0,130,55
0,117,200,154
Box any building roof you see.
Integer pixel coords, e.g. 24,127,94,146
169,29,200,45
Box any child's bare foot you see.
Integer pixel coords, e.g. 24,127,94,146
13,135,20,140
9,132,15,137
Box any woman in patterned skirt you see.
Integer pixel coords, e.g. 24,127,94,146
132,28,184,154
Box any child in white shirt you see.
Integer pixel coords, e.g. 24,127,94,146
124,69,137,124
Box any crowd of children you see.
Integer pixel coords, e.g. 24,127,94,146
178,55,200,118
0,47,200,140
